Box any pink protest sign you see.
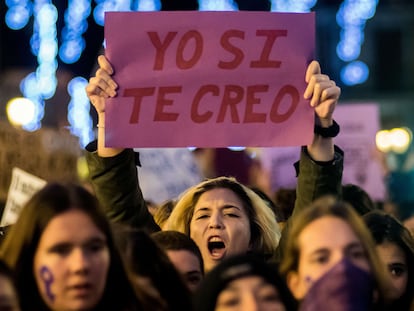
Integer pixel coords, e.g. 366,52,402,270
104,11,315,148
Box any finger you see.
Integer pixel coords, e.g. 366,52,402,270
98,55,114,75
304,74,330,100
305,60,321,83
96,68,118,90
320,84,341,103
86,77,114,98
310,80,336,107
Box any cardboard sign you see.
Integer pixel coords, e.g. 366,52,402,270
335,103,386,201
0,121,81,203
1,167,47,226
104,11,315,148
259,103,386,201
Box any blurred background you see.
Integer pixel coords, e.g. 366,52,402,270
1,0,414,224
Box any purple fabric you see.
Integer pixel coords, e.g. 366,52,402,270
300,258,374,311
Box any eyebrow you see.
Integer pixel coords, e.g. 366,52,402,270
344,242,365,252
194,205,243,212
309,241,364,256
47,236,107,249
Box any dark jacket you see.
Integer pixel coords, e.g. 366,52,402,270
85,142,344,259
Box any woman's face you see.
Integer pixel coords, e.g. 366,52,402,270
33,209,110,311
287,216,371,299
190,188,251,272
215,276,286,311
376,241,408,300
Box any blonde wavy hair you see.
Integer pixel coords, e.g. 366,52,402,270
165,176,281,258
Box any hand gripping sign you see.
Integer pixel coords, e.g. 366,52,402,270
104,11,315,148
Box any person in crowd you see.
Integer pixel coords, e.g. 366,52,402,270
342,183,378,216
113,225,194,311
165,176,280,272
0,259,20,311
363,210,414,310
151,230,204,292
279,195,391,310
403,214,414,237
0,182,146,311
153,199,177,230
193,253,297,311
273,188,296,229
84,55,343,271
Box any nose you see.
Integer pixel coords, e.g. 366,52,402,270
244,293,259,311
70,248,90,274
208,211,224,229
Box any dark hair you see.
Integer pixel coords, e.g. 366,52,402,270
114,226,194,311
273,187,296,222
0,182,141,311
363,210,414,309
193,253,297,311
342,184,377,216
151,230,204,273
0,258,20,300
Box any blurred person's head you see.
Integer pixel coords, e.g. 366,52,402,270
114,226,193,311
342,183,377,216
364,210,414,309
279,196,390,308
153,199,176,229
193,253,297,311
152,230,203,292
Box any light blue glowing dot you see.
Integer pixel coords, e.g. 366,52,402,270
135,0,161,11
93,4,105,26
59,39,85,63
5,5,31,30
340,61,369,86
336,40,361,62
37,4,58,26
20,73,40,97
199,0,238,11
67,76,88,95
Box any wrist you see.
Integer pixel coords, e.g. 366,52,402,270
314,119,340,138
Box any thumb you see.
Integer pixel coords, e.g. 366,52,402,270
305,60,321,83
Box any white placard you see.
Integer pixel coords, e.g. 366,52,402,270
1,167,47,226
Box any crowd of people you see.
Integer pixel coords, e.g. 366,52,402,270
1,11,414,311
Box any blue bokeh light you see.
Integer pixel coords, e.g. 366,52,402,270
340,60,369,86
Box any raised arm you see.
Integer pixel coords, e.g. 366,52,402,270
274,61,343,262
84,55,160,233
85,55,123,158
304,60,339,162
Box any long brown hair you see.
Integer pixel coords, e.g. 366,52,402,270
279,195,391,303
0,182,142,311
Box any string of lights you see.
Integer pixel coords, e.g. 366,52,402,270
4,0,378,147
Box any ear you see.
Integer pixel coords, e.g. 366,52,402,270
286,271,305,300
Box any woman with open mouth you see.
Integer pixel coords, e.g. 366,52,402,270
85,55,342,275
